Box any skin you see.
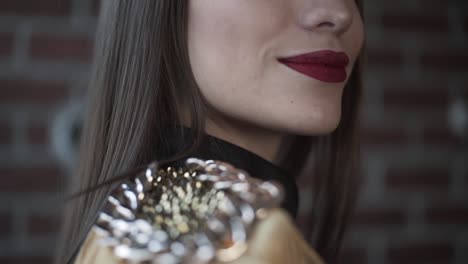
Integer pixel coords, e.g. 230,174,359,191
184,0,364,164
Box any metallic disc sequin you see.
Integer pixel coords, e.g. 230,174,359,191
94,157,284,264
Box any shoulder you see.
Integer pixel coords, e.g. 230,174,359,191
246,208,325,264
74,158,324,264
74,227,123,264
74,210,325,264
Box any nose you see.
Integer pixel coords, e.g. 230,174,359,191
296,0,354,36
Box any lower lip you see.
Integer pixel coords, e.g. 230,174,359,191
278,61,347,83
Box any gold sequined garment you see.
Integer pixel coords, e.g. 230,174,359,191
93,157,284,264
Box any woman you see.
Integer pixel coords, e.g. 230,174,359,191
55,0,365,263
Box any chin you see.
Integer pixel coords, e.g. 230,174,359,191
288,111,342,136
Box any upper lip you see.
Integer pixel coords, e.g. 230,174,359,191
278,50,349,67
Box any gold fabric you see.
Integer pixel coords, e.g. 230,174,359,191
75,209,325,264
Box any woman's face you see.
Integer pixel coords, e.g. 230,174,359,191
187,0,364,135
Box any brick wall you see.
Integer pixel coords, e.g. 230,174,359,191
0,0,96,263
0,0,466,264
337,1,468,264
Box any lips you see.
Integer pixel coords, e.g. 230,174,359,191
278,50,350,83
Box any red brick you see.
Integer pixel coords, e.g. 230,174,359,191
27,123,49,145
366,49,403,67
383,88,449,109
0,166,63,192
0,32,13,57
30,35,93,62
381,14,449,33
0,121,12,145
0,79,68,104
421,52,468,70
0,212,11,237
385,167,450,189
352,208,406,226
388,242,454,264
0,256,52,264
361,127,408,147
423,127,464,147
27,214,60,235
426,206,468,225
0,0,71,16
338,247,366,264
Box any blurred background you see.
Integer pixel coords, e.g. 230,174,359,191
0,0,467,263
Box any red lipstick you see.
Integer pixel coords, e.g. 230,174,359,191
278,50,349,83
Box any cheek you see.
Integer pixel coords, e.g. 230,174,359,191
186,1,352,134
187,0,290,100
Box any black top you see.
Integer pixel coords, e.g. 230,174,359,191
156,124,299,218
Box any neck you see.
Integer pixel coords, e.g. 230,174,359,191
180,109,292,165
205,119,286,165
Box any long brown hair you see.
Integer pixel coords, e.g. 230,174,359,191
54,1,366,263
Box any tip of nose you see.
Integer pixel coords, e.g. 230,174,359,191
298,6,354,35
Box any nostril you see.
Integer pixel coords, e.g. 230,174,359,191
317,21,335,28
